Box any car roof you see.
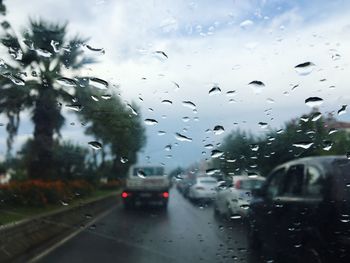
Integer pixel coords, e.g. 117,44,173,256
271,155,349,174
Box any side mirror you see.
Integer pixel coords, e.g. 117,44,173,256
252,188,265,198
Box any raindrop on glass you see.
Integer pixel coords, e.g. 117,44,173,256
294,62,315,75
305,97,323,107
144,119,158,126
88,141,102,150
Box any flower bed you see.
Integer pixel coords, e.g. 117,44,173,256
0,180,94,206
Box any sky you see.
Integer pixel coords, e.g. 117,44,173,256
1,0,350,170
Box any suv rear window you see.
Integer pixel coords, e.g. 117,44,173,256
133,167,164,176
240,179,264,190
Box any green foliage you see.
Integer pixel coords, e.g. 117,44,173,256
216,112,350,176
169,167,185,178
76,86,146,179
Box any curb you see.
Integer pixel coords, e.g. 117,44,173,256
0,192,120,263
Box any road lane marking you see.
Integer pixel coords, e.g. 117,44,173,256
28,205,118,263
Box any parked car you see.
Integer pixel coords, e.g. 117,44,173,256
248,156,350,262
214,175,265,218
188,176,217,201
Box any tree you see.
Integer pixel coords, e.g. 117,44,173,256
217,110,350,176
76,86,146,178
0,18,94,179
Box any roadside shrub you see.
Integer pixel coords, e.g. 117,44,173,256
99,180,121,190
0,180,94,206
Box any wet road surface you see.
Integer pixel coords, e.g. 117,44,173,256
40,188,259,263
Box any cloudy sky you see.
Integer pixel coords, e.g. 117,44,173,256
1,0,350,169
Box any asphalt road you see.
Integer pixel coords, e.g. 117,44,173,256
39,188,259,263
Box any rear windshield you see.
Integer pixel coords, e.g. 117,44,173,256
240,179,264,190
133,167,164,177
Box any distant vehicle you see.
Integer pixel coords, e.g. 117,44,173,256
248,156,350,262
188,176,217,201
214,175,265,218
176,174,195,197
122,165,170,209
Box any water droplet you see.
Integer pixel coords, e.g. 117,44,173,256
258,122,268,128
154,50,168,59
137,170,146,178
175,133,192,142
226,90,236,97
250,144,259,151
173,82,180,90
50,40,60,53
338,105,347,116
182,101,196,109
209,85,221,95
88,141,102,150
311,112,322,122
36,48,52,58
182,116,190,122
204,144,214,149
213,125,225,135
240,19,254,28
60,200,69,206
277,129,284,134
230,214,242,220
266,98,275,104
91,95,99,101
89,77,108,89
120,157,128,163
127,104,138,116
346,152,350,160
248,80,265,94
206,168,220,176
322,140,333,151
158,131,166,136
101,94,112,100
85,44,105,55
57,77,77,87
329,128,337,135
292,141,313,149
305,97,323,107
2,73,25,86
65,104,83,112
211,150,224,158
164,144,172,151
144,119,158,126
294,62,315,75
331,53,341,60
161,99,172,105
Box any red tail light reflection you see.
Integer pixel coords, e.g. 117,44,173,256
162,192,169,198
121,192,128,198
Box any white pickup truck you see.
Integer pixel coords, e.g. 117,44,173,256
121,165,170,209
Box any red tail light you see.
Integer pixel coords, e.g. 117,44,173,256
162,192,169,198
195,186,205,190
235,180,241,189
121,192,128,198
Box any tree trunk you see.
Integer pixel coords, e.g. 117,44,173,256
28,84,61,180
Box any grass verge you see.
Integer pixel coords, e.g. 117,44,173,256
0,189,120,226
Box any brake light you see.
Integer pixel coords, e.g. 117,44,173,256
196,186,205,190
235,180,241,189
162,192,169,198
121,192,128,198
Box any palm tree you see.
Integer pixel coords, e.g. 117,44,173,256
0,18,94,179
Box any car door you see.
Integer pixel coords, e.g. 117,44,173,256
251,167,286,248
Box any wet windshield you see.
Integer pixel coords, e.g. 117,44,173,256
0,0,350,262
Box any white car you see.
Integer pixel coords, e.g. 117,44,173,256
214,175,265,218
188,176,218,201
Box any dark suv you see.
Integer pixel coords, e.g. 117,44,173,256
248,156,350,262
